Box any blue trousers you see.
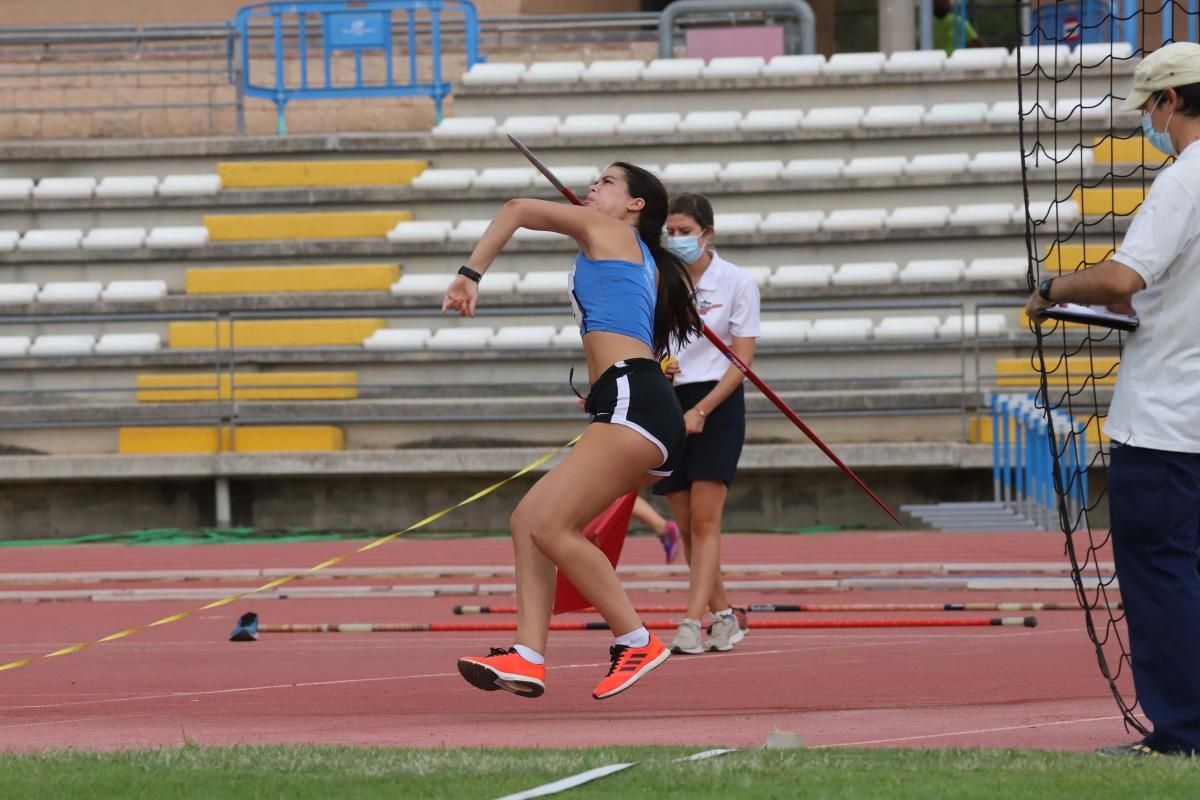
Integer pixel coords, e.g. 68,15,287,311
1108,443,1200,753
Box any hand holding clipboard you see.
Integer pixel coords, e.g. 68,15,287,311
1038,302,1140,332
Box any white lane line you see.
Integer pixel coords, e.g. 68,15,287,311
0,634,1078,714
0,670,467,712
0,715,113,730
492,763,636,800
0,644,823,712
0,638,979,711
678,748,737,761
492,748,738,800
820,714,1134,747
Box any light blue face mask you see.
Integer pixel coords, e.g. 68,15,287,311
666,235,705,264
1142,97,1178,157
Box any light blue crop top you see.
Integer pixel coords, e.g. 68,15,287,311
568,231,657,348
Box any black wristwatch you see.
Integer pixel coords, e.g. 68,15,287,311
458,265,483,283
1038,276,1056,302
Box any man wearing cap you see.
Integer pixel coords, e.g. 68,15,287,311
1026,41,1200,757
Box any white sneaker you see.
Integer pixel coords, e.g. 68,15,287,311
706,613,741,652
669,620,704,654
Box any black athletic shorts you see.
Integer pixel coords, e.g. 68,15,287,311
652,381,745,495
585,358,686,477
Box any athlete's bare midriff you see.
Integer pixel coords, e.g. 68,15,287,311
583,330,655,385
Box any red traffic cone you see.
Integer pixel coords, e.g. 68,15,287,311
552,491,637,614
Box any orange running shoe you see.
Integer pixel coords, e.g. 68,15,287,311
458,647,546,698
592,634,670,700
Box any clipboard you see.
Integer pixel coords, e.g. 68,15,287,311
1040,303,1139,332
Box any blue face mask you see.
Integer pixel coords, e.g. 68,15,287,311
1142,99,1178,158
666,235,705,264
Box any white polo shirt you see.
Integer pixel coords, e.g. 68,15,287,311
1104,140,1200,452
670,252,761,385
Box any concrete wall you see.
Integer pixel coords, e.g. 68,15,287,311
0,478,215,539
0,467,1104,540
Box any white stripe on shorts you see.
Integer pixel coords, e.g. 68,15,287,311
613,374,631,424
611,374,669,469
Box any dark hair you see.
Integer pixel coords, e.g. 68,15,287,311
612,162,701,358
1152,82,1200,117
668,193,715,231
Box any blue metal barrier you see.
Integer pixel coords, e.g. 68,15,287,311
233,0,482,135
990,393,1089,529
1033,0,1199,51
1031,1,1120,47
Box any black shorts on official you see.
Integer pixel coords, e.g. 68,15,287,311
652,382,745,495
585,358,686,477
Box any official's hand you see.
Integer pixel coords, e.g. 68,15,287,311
683,408,706,435
442,275,479,317
1107,298,1135,316
1024,291,1052,325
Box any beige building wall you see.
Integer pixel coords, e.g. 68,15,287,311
7,0,1053,140
0,45,658,140
0,0,658,139
0,0,525,25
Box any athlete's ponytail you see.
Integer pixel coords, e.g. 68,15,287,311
612,162,702,358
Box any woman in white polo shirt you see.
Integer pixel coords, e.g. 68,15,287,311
653,193,761,654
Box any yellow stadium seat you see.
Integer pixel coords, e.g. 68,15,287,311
994,356,1120,388
119,426,344,454
185,264,400,295
1072,187,1146,217
1092,136,1171,166
119,426,220,454
203,210,413,241
168,318,386,349
968,414,1108,446
1043,243,1117,274
968,415,1025,444
136,372,358,402
217,160,427,188
233,426,344,453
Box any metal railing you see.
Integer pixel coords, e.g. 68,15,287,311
657,0,816,57
232,0,482,135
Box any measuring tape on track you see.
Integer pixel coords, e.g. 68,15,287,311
0,436,580,674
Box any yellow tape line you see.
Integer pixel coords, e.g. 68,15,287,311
0,437,580,674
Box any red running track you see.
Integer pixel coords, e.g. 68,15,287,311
0,531,1136,752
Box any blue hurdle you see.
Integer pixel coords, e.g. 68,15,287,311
990,393,1090,530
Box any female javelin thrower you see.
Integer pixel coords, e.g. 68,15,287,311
442,163,701,700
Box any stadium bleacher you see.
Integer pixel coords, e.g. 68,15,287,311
0,43,1143,466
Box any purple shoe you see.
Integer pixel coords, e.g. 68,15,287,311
659,521,681,564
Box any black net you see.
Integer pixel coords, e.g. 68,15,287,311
1018,0,1198,737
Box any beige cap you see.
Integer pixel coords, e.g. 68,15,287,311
1119,42,1200,111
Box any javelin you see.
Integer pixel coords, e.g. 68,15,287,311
240,617,1036,638
455,602,1104,614
507,134,903,527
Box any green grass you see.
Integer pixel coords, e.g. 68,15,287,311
1,745,1197,800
